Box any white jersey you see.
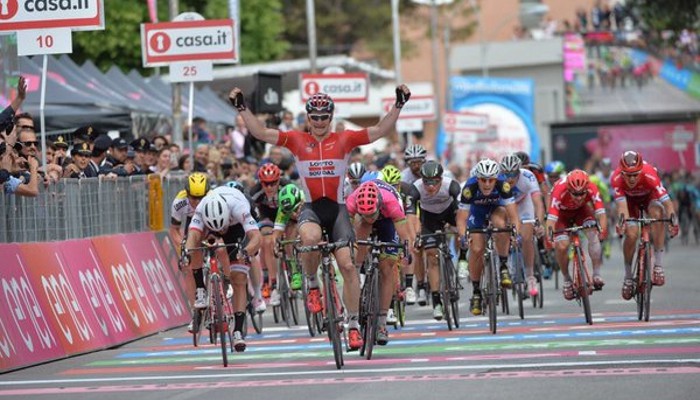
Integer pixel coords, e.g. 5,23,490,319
413,176,461,214
510,169,541,203
401,167,421,185
190,186,258,233
170,190,195,229
342,177,354,201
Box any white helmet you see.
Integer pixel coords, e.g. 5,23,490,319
404,144,427,160
500,154,522,173
474,158,500,179
201,194,230,232
348,162,366,180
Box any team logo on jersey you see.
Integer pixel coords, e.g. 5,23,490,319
502,182,511,193
462,188,472,199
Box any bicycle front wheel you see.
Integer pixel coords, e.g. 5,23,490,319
575,248,593,325
487,253,498,334
445,257,460,329
364,269,379,360
325,273,344,369
439,254,453,331
642,242,652,322
211,275,229,367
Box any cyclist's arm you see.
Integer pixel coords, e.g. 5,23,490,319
237,107,280,145
505,202,521,233
395,218,415,255
456,209,469,238
367,85,410,142
244,229,263,260
169,221,183,252
185,227,204,270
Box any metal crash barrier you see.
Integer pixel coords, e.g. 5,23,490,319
1,175,188,243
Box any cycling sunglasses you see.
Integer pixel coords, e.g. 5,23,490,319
478,178,496,184
622,171,641,178
569,190,587,197
423,178,441,186
309,114,331,122
262,180,279,187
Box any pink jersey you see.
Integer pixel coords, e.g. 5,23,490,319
548,177,605,222
277,129,370,203
610,163,669,203
346,181,406,221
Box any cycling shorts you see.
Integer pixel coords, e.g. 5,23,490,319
298,197,354,245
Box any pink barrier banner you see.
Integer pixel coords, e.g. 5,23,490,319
0,244,66,372
58,239,137,346
154,231,190,303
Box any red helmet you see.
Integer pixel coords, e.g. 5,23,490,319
356,182,381,215
258,163,281,183
619,150,643,174
566,169,589,193
305,93,335,114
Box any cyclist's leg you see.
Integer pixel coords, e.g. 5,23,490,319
517,197,537,292
260,223,280,304
622,199,641,280
491,207,511,287
579,205,603,287
284,223,302,289
298,204,323,292
377,257,396,343
332,205,359,317
467,205,488,315
648,201,667,285
222,227,249,351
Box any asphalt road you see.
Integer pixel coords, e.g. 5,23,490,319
2,240,699,400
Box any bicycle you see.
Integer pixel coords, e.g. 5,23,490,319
624,211,672,322
273,237,301,328
390,260,407,329
467,225,514,334
418,230,461,331
356,237,406,360
509,235,527,320
296,240,349,369
551,224,599,325
186,240,237,367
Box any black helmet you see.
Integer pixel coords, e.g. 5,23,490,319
515,151,530,165
420,160,443,179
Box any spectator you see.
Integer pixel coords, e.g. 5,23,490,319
63,142,92,179
192,117,211,144
107,137,129,168
150,148,172,178
230,115,247,159
0,76,27,129
278,110,295,131
15,113,38,162
176,154,193,174
153,135,168,151
193,144,209,172
1,147,39,197
130,138,151,175
87,134,113,176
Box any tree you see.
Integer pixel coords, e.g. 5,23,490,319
626,0,700,42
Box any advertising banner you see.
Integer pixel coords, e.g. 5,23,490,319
0,244,65,372
448,76,540,163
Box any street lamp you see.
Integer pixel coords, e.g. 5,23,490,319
470,1,549,77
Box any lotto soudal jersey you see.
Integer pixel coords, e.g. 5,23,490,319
277,129,370,203
170,190,196,225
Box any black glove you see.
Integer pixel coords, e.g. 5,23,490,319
395,86,411,108
229,91,247,112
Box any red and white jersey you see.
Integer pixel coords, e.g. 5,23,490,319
610,163,670,203
277,129,370,203
547,177,605,222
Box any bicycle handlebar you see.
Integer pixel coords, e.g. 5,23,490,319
623,217,672,225
467,226,515,235
552,224,599,236
295,240,350,254
356,238,407,254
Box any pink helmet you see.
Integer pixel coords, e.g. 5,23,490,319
356,182,381,215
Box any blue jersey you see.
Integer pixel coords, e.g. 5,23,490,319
459,176,515,209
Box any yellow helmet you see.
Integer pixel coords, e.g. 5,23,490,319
186,172,210,198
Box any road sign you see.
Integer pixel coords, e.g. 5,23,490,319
17,28,72,56
169,61,213,83
300,73,369,102
382,95,436,120
443,111,489,133
0,0,104,32
141,19,237,67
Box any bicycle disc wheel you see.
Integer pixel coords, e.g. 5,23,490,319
643,242,652,322
576,248,593,325
211,275,228,367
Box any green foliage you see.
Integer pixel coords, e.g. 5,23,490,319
627,0,700,39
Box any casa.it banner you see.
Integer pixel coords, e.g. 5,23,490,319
0,232,188,373
446,76,540,163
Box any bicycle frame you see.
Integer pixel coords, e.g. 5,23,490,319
418,230,460,330
274,238,301,328
553,225,596,325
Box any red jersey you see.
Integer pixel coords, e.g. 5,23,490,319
610,163,670,203
277,129,370,203
547,177,605,222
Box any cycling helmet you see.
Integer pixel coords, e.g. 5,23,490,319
356,182,381,215
361,170,383,183
258,163,281,183
566,169,589,193
201,194,230,232
381,165,402,185
515,151,530,165
619,150,643,174
404,144,427,160
500,154,522,173
545,161,566,175
348,162,366,180
305,93,335,114
226,180,245,192
474,159,500,179
278,184,304,213
420,160,443,179
186,172,210,198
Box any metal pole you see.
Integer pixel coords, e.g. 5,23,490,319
430,0,443,156
169,0,182,149
188,82,194,169
39,55,48,168
392,0,402,84
443,11,451,112
306,0,317,73
229,0,241,59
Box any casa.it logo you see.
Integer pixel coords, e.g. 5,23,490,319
0,0,19,20
150,32,171,53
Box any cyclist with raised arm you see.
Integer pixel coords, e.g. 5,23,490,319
185,186,262,352
248,163,290,307
169,173,209,315
347,180,415,345
610,151,678,300
344,162,366,200
456,159,521,316
382,164,420,304
228,84,411,350
545,170,608,301
272,183,306,290
499,154,545,297
413,160,462,320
